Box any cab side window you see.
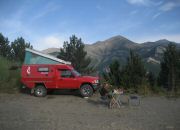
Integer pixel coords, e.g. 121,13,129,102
60,70,73,78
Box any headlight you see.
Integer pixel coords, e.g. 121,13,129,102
93,80,99,84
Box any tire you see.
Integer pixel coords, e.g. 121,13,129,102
34,85,47,97
80,84,93,97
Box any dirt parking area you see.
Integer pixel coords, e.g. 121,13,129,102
0,92,180,130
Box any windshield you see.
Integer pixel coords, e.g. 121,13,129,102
72,70,81,76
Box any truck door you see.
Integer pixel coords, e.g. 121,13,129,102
56,69,79,89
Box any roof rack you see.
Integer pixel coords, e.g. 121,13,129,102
25,48,71,65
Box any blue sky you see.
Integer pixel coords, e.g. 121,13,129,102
0,0,180,50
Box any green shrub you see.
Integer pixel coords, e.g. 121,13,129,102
0,56,21,93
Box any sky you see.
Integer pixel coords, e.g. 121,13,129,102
0,0,180,50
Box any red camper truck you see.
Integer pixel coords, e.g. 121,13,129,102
21,48,100,97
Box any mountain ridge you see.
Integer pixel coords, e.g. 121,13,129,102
84,35,179,72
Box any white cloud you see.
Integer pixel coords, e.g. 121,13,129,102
35,35,64,50
155,1,164,6
0,1,60,29
126,0,151,5
152,12,161,19
31,2,60,21
152,1,180,19
160,2,176,11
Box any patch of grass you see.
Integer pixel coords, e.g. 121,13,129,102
0,56,21,93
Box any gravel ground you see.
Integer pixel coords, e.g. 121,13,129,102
0,92,180,130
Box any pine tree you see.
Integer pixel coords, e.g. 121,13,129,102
0,33,11,58
103,60,121,87
57,35,91,73
11,37,33,62
121,50,146,91
147,71,156,87
178,50,180,88
158,43,180,93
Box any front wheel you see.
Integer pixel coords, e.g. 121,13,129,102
34,85,47,97
80,84,93,97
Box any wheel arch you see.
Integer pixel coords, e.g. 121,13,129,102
34,82,47,89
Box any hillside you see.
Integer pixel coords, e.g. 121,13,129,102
42,35,180,74
85,36,178,74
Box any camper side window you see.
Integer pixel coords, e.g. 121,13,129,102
38,67,49,72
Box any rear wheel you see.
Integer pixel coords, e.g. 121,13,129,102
80,84,93,97
34,85,47,97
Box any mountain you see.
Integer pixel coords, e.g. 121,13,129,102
85,36,179,74
42,35,180,74
85,35,139,68
85,36,139,66
42,48,60,57
137,39,172,60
